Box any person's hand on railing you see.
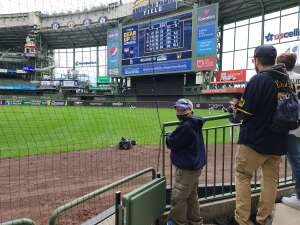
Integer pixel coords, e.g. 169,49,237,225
164,132,173,150
228,97,242,124
230,97,239,113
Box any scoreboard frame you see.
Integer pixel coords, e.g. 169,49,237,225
120,9,195,76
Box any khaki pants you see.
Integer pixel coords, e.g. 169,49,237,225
169,168,202,225
235,144,281,225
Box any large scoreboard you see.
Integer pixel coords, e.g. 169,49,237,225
121,12,193,76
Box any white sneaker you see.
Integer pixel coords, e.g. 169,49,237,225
282,194,300,210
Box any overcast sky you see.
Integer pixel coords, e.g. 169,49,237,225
0,0,134,14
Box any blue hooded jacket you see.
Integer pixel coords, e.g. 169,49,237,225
166,116,206,170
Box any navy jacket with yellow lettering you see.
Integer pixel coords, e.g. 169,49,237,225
235,64,289,155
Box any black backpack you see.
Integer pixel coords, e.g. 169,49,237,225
268,73,300,133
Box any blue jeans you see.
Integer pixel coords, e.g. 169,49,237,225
287,134,300,198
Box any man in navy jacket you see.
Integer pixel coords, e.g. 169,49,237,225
229,45,289,225
166,98,206,225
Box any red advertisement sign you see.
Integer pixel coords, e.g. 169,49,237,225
213,69,246,83
195,56,216,70
201,88,245,94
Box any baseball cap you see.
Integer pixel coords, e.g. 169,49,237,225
174,98,193,111
254,45,277,59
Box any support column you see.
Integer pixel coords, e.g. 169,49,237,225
96,46,99,86
72,45,75,70
261,14,265,45
218,25,224,71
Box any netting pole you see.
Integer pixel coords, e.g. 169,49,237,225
162,125,166,177
115,191,121,225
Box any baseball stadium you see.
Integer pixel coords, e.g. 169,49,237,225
0,0,300,225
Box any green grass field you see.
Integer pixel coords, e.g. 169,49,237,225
0,105,238,158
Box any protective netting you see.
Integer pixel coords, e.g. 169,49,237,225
0,102,166,224
0,102,294,224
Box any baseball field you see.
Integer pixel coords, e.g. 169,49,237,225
0,105,246,224
0,105,233,158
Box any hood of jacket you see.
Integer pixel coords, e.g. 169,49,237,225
182,116,205,132
260,63,289,79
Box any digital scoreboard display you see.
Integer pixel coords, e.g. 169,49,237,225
121,12,193,76
144,20,183,53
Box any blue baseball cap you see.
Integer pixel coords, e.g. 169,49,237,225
174,98,193,111
254,45,277,59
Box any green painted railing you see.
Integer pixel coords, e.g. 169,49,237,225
0,218,36,225
48,167,156,225
163,114,232,127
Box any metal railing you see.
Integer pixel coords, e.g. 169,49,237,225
0,218,36,225
48,167,156,225
162,114,295,203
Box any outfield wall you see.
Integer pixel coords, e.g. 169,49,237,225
0,99,230,110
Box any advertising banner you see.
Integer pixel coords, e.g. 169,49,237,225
23,66,36,72
97,76,111,83
0,100,231,109
107,28,120,77
265,28,300,42
196,56,216,71
213,69,246,83
195,4,218,71
0,86,37,90
51,101,67,106
5,100,22,105
132,0,177,19
201,88,245,94
122,59,192,76
63,80,75,87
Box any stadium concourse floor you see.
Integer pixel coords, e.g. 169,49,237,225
94,203,300,225
96,215,217,225
273,203,300,225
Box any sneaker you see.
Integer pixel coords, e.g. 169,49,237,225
253,216,272,225
214,216,240,225
166,218,173,225
282,194,300,210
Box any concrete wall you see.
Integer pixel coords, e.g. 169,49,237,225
0,12,41,28
0,3,133,29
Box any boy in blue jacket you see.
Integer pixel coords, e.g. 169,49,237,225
166,98,206,225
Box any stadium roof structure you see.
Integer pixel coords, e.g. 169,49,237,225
202,0,299,25
0,0,299,49
41,22,116,49
0,25,34,50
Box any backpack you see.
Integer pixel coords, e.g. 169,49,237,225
268,73,300,133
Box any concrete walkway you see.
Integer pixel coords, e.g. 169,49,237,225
94,215,114,225
96,203,300,225
273,203,300,225
97,214,216,225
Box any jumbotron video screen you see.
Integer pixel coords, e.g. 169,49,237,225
121,12,193,76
